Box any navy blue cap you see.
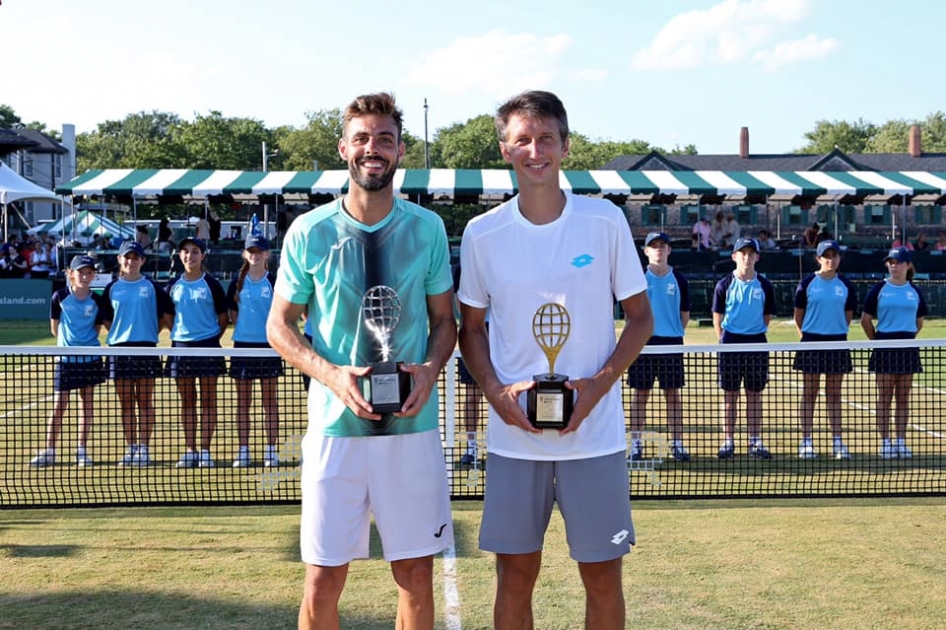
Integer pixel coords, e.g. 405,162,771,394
884,246,913,263
732,237,760,253
178,237,207,252
644,232,671,247
69,255,97,271
244,234,270,251
816,240,841,257
118,241,145,257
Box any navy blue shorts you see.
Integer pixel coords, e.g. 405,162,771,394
229,341,284,380
868,332,923,375
166,338,226,379
793,333,852,374
717,332,769,392
626,336,685,390
457,357,476,386
109,342,163,380
54,358,106,392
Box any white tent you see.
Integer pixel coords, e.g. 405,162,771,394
0,161,60,205
1,161,62,241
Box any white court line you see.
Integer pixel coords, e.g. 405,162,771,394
442,544,462,630
0,397,50,422
769,372,944,439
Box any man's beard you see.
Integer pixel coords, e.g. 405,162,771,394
349,158,398,192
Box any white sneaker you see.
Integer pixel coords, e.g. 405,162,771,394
176,450,199,468
131,445,150,466
198,450,215,468
118,445,138,466
798,440,816,459
897,442,913,459
76,451,93,467
232,446,251,468
264,445,279,468
880,440,897,459
30,450,55,467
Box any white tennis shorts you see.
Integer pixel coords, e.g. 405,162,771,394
299,429,454,566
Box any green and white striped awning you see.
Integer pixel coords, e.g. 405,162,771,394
57,169,946,203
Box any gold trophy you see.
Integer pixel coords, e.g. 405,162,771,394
527,302,573,429
361,285,411,414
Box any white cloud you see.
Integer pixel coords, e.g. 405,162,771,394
405,30,572,97
629,0,832,72
753,34,839,72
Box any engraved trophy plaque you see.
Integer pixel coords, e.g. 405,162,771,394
361,285,412,414
526,302,573,429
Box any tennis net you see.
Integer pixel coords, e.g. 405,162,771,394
1,340,944,508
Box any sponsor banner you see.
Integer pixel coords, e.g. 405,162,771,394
0,279,53,320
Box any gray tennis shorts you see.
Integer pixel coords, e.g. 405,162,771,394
479,451,634,563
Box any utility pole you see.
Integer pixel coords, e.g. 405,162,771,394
424,98,430,170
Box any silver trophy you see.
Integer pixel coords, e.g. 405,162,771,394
361,285,411,413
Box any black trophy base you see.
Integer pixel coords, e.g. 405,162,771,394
365,361,412,414
527,373,573,429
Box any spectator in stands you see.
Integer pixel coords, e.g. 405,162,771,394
227,234,282,468
194,215,211,242
0,249,15,277
267,92,456,629
721,212,741,248
157,218,174,252
861,247,927,459
135,225,152,251
692,213,712,251
891,236,914,250
28,239,53,279
935,230,946,251
710,210,726,249
792,240,857,460
758,229,778,250
29,255,110,468
458,90,650,630
103,241,174,466
913,232,930,252
166,237,229,469
627,232,691,463
713,237,776,460
803,222,820,248
208,209,222,246
1,233,19,256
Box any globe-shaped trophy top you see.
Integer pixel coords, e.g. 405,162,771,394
362,285,402,335
532,302,570,375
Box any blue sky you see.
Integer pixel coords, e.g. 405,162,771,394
2,0,943,156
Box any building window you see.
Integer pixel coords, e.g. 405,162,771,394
641,204,665,226
782,205,807,226
864,204,890,226
914,204,942,225
23,155,33,177
681,204,701,225
54,153,62,179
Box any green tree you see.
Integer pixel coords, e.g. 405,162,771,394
173,111,270,170
563,135,656,170
0,104,23,128
435,115,505,169
867,112,946,153
75,110,185,172
275,109,345,171
797,119,877,153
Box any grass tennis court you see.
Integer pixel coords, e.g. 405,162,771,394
1,320,945,628
2,500,945,629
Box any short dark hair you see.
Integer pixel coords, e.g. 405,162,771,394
342,92,403,141
495,90,569,143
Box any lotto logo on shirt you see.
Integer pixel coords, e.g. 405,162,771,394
666,285,676,296
84,305,95,317
834,286,845,297
138,286,151,299
752,288,763,299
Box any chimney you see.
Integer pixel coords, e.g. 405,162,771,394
908,125,921,157
739,127,749,159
